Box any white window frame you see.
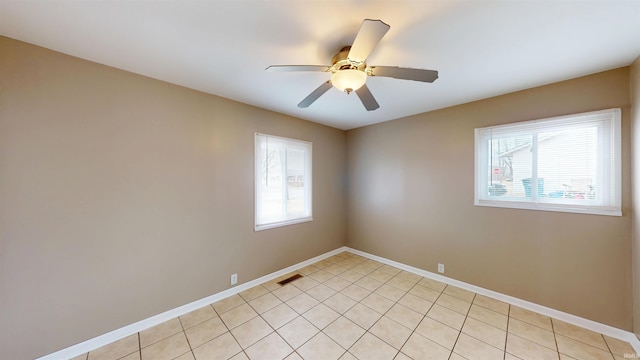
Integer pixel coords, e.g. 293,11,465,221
255,133,312,231
474,108,621,216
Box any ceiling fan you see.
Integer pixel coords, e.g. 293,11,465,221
266,19,439,111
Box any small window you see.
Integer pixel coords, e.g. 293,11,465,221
474,108,621,216
255,133,312,230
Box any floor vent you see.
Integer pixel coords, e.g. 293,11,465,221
277,274,303,286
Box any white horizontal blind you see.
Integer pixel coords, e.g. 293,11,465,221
255,133,312,230
474,108,621,216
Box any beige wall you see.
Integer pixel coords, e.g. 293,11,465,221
346,68,633,330
1,34,637,359
631,55,640,338
0,37,347,359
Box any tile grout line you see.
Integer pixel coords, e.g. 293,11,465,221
503,303,511,360
299,256,407,358
343,262,412,358
318,259,383,358
212,298,244,359
393,278,439,358
253,257,360,358
254,293,298,360
549,314,561,359
174,311,190,360
295,258,360,358
446,286,475,360
444,285,462,360
602,333,615,357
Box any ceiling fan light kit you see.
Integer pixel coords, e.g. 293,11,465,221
331,69,367,93
266,19,439,111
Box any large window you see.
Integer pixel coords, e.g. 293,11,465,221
474,108,621,216
255,133,312,230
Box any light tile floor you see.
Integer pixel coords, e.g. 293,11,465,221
73,252,636,360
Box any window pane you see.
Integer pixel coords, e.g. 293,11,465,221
286,148,306,216
538,127,597,201
259,142,284,221
487,135,532,199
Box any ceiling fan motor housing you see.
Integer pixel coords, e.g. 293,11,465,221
330,46,367,93
331,46,366,70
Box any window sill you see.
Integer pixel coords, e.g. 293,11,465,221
474,199,621,217
255,216,313,231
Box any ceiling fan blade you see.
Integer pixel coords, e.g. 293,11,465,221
369,66,439,83
355,84,380,111
347,19,390,63
298,81,333,108
266,65,330,72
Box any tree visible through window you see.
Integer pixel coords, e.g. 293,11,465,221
475,108,621,216
255,133,312,230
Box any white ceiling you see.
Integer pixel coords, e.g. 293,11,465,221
2,0,639,130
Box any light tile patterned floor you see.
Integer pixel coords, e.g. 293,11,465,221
73,252,636,360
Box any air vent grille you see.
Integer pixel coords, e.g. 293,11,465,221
277,274,303,286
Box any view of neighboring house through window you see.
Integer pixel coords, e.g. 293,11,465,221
475,108,621,216
255,133,312,230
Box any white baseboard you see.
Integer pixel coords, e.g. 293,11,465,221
39,245,640,358
345,247,640,355
36,247,348,360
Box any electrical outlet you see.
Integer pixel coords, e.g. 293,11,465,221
231,273,238,285
437,263,445,274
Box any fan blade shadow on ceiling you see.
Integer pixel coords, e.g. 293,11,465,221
298,81,333,108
